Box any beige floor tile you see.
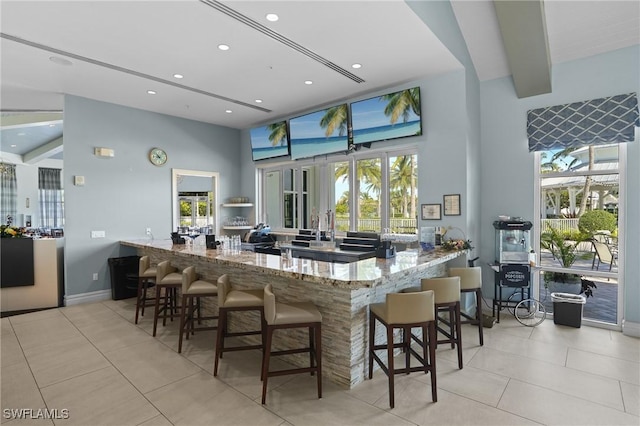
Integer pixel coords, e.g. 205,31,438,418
264,375,411,426
482,325,569,366
347,365,415,406
567,347,640,385
469,346,625,411
371,378,538,425
498,378,639,425
22,335,111,388
8,309,63,326
11,316,81,351
1,318,15,335
621,381,640,416
60,302,123,327
0,360,47,424
414,358,509,407
103,340,201,394
145,370,284,426
1,328,26,368
215,348,298,400
40,366,159,426
77,319,155,353
136,414,174,426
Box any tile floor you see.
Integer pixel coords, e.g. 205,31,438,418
1,297,639,426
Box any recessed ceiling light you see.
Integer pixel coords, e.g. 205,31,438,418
351,63,362,69
255,99,263,103
17,132,26,136
49,124,56,127
304,80,313,85
147,90,157,95
218,44,230,51
49,56,72,66
173,74,184,79
266,13,279,22
225,109,232,113
10,144,17,148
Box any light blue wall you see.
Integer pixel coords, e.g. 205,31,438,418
63,95,240,297
480,45,640,322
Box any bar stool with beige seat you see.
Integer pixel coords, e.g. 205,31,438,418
178,266,218,353
135,256,156,324
368,290,437,409
421,276,463,369
213,274,265,377
261,284,322,405
153,260,183,337
448,266,484,346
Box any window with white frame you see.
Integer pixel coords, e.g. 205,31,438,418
38,167,64,228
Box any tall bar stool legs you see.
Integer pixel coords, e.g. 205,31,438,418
178,266,218,353
213,274,265,377
261,284,322,405
135,256,156,324
421,277,463,369
153,261,183,337
449,266,484,346
369,290,437,408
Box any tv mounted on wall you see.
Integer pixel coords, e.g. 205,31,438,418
250,121,290,161
289,104,349,160
350,87,422,145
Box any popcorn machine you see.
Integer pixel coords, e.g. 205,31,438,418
492,219,533,322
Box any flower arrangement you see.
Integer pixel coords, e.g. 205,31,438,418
441,239,473,251
1,224,28,238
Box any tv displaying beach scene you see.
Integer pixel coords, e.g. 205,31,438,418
250,121,290,161
289,104,349,160
350,87,422,145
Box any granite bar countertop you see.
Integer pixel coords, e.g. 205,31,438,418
120,239,466,289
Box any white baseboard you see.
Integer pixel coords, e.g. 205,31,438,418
64,289,112,306
622,320,640,338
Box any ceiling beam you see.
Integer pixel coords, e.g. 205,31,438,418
493,0,552,98
23,136,63,164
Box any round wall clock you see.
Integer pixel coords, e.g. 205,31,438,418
149,148,167,166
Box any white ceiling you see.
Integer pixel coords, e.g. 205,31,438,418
1,0,638,161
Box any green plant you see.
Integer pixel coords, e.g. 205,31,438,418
578,210,617,234
540,227,590,268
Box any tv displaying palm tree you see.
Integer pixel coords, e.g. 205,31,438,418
350,87,422,145
289,104,349,160
250,121,290,161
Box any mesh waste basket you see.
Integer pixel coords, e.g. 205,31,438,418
551,292,586,328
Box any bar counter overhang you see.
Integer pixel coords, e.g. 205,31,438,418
121,239,467,388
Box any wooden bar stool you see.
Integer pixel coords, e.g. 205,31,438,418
449,266,484,346
261,284,322,405
153,261,182,337
213,274,265,376
135,256,156,324
368,290,437,408
421,277,463,369
178,266,218,353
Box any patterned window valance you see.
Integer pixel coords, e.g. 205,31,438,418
527,92,639,152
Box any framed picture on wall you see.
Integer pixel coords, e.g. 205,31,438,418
421,204,441,220
443,194,461,216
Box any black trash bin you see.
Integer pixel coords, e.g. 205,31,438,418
551,292,586,328
108,256,140,300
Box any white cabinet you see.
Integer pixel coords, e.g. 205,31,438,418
221,203,254,231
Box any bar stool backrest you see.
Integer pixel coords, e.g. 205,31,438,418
449,266,482,290
421,277,460,304
182,266,197,294
217,274,231,306
385,291,435,324
139,256,151,276
263,284,276,324
156,260,176,282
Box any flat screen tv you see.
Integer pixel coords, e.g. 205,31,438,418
350,87,421,145
250,121,290,161
289,104,349,160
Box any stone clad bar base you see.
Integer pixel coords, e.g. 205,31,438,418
121,240,466,388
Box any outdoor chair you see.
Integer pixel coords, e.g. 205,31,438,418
591,240,616,271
